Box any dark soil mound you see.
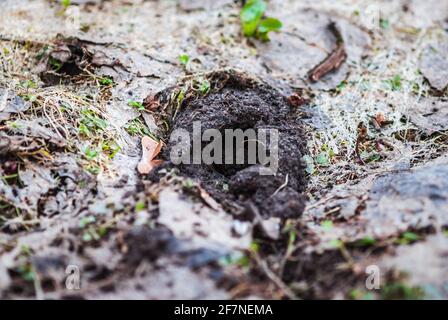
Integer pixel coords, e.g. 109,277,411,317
162,72,308,218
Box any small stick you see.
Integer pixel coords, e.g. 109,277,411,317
308,23,347,82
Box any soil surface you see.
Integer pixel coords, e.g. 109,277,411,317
160,71,307,218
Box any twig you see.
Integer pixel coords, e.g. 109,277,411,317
269,174,289,198
308,23,347,82
254,253,299,300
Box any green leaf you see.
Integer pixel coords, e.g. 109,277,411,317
83,146,99,160
321,220,333,231
328,239,343,249
200,80,210,95
79,216,96,228
99,77,113,86
354,236,376,247
240,0,266,37
316,152,330,166
178,54,190,66
78,123,90,137
380,18,390,30
135,201,146,212
402,232,419,242
61,0,71,9
302,155,316,174
257,17,282,41
396,231,420,245
388,75,402,91
128,100,145,111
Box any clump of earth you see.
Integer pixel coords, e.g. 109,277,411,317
158,72,308,219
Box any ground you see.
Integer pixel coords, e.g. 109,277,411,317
0,0,447,300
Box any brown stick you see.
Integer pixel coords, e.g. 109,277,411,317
308,23,347,82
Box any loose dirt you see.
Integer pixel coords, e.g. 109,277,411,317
159,72,308,219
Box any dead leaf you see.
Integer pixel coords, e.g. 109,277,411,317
371,112,393,130
143,93,161,111
419,40,448,91
137,136,163,174
0,88,30,121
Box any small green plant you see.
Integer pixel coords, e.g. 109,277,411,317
315,152,330,167
328,239,343,249
302,155,315,174
59,101,73,112
335,80,347,93
219,252,250,268
61,0,71,9
79,215,109,242
78,109,108,137
22,94,37,102
128,100,145,111
134,201,146,212
101,140,121,159
82,146,99,160
125,118,155,138
99,77,114,86
359,150,382,163
349,289,375,300
354,236,376,247
387,75,402,91
380,18,390,30
200,80,210,95
240,0,282,41
381,282,424,300
79,216,96,228
321,220,334,231
6,121,22,129
17,263,35,282
283,222,298,256
16,245,35,282
20,79,37,89
48,57,62,71
178,54,190,66
85,164,100,175
396,231,420,245
78,123,90,136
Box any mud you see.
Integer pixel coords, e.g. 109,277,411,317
159,72,308,219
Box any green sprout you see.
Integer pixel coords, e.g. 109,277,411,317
240,0,282,41
380,18,390,30
125,118,155,138
387,75,402,91
78,109,108,137
99,77,114,86
134,201,146,212
101,140,121,159
354,236,376,247
321,220,334,231
200,80,210,95
61,0,71,9
396,231,420,245
178,54,190,66
128,100,145,111
82,146,99,160
48,57,62,71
